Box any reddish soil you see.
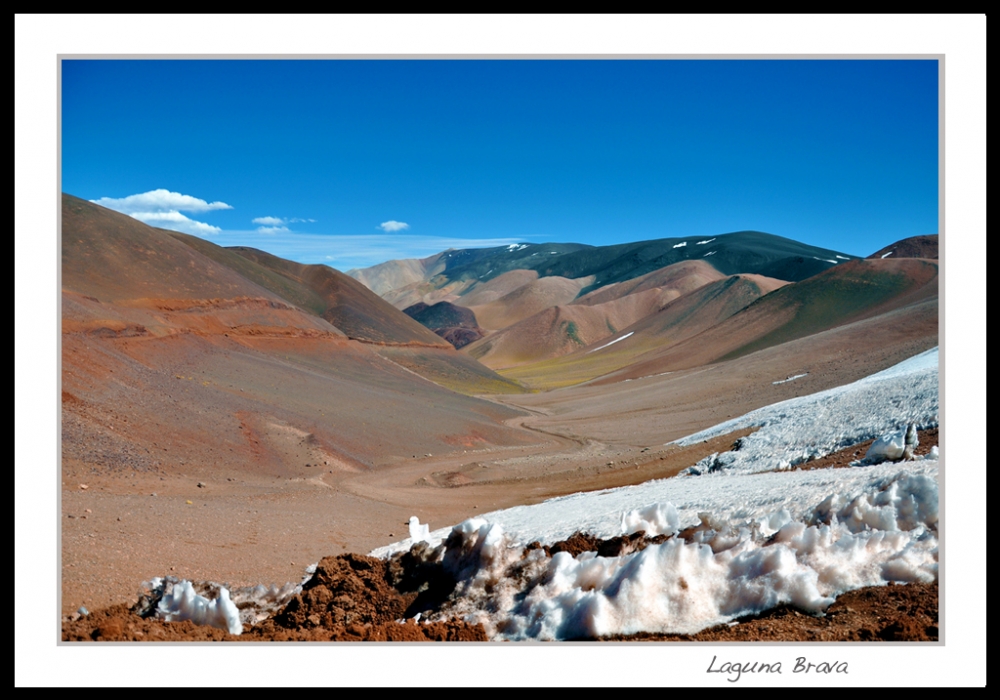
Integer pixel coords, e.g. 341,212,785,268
762,427,938,473
62,553,487,642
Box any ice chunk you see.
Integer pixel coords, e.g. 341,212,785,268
409,516,430,542
156,580,242,635
865,424,918,464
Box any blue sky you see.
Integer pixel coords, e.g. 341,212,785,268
61,59,939,270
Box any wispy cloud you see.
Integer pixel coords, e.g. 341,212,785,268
91,189,231,236
253,215,314,231
205,230,526,270
378,220,409,232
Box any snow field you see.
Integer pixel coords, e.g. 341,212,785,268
370,347,940,640
677,347,938,475
405,464,937,640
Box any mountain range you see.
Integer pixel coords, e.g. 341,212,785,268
347,230,938,390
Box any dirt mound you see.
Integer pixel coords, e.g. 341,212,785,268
63,552,488,642
541,530,672,558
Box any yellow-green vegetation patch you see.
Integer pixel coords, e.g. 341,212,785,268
376,347,529,396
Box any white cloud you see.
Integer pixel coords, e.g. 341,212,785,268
378,220,409,232
289,217,316,224
90,189,231,237
128,210,222,236
252,216,285,226
91,189,232,214
256,225,291,235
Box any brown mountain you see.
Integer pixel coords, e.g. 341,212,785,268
594,257,938,384
464,275,595,332
346,252,447,296
220,246,451,347
61,194,531,486
504,273,787,389
571,259,724,307
867,234,939,260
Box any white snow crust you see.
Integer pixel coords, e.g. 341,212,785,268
587,332,634,353
772,373,808,385
673,347,938,475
